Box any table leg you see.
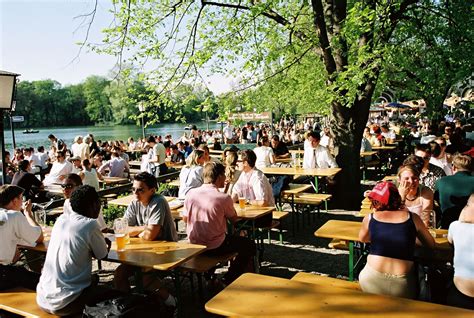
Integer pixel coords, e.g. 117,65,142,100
134,269,144,293
314,177,319,193
349,241,354,281
173,270,183,317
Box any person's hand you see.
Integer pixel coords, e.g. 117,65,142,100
104,237,112,251
58,175,66,181
398,180,411,199
23,199,33,216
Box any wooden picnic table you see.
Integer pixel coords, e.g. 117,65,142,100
101,176,130,186
107,238,205,271
129,160,141,168
205,273,472,317
260,166,341,193
315,220,451,281
372,145,397,151
289,149,304,154
360,151,377,157
383,175,397,181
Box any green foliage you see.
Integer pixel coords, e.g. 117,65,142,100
377,0,473,115
14,76,217,128
102,204,126,226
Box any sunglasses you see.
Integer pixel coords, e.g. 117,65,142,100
131,187,145,193
61,184,75,189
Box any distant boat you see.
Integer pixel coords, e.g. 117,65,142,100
23,129,39,134
184,124,197,130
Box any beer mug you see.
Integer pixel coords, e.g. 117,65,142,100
113,218,129,252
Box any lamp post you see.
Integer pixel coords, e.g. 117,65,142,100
0,70,20,184
138,102,146,139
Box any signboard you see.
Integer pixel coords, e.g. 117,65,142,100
228,112,271,121
11,115,24,123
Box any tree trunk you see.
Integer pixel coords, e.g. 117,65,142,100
330,92,373,210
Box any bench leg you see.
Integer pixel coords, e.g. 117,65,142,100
197,273,204,304
349,241,354,281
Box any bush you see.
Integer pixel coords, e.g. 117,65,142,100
102,205,126,226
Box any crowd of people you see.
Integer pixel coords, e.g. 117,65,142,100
0,112,473,315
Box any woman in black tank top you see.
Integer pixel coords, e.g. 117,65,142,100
358,181,435,299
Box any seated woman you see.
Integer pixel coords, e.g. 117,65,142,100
359,181,435,299
178,149,206,199
397,164,434,227
223,150,241,194
253,136,276,169
447,194,474,309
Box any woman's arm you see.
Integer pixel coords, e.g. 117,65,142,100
358,215,371,243
413,213,435,248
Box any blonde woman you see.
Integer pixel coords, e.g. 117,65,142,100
178,150,206,199
397,164,434,227
224,150,241,194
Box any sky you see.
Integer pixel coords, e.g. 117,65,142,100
0,0,232,94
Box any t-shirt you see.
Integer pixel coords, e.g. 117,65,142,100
184,184,237,249
11,171,42,199
178,165,204,199
272,142,289,157
448,221,474,279
0,208,41,265
253,146,274,169
223,125,233,139
36,212,108,311
153,143,167,165
124,194,178,242
43,161,73,186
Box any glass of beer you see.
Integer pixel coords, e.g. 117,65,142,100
114,219,127,252
238,197,246,211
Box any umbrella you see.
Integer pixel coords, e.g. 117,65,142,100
386,102,411,109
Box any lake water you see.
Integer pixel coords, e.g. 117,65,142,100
4,122,222,151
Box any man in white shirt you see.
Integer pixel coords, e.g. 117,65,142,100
37,185,112,316
43,151,73,186
303,131,338,169
23,147,42,174
223,121,234,144
0,185,43,290
147,136,168,176
232,150,275,207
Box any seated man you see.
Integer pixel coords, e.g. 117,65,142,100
62,173,106,231
43,151,73,186
170,144,185,165
0,185,43,290
11,160,44,201
184,162,256,285
114,172,178,307
270,135,290,159
435,154,474,229
98,147,129,178
36,185,112,316
303,131,338,169
231,150,275,207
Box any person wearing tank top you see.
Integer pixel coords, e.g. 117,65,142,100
447,194,474,309
397,165,434,227
359,182,435,299
79,159,103,191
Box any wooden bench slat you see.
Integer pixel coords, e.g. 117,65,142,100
0,288,59,317
272,211,289,220
180,252,237,273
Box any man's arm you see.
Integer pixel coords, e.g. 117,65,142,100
22,200,44,243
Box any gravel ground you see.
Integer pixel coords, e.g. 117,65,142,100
93,205,363,317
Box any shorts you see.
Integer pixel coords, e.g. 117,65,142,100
359,264,417,299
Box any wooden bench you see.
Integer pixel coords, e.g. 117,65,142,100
290,193,332,225
180,252,237,302
268,211,289,244
291,272,361,291
0,288,59,317
328,238,349,250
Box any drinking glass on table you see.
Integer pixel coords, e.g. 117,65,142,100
238,197,246,211
113,218,129,251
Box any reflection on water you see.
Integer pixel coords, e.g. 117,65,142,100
5,122,221,151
